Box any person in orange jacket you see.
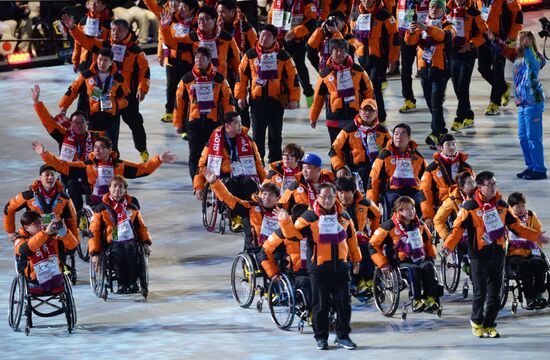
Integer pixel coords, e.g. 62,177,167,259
14,210,78,293
330,99,390,193
275,182,361,350
405,0,455,148
351,0,399,125
61,15,152,161
477,0,523,116
336,176,381,299
59,48,129,152
367,123,427,217
447,0,487,131
175,46,235,180
31,136,176,205
441,171,549,338
216,0,257,55
4,165,78,246
369,195,440,312
264,143,304,192
310,38,374,145
235,24,301,163
506,192,547,310
89,176,152,294
420,134,474,228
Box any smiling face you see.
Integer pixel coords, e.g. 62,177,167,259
317,187,337,211
109,180,126,201
93,140,111,161
70,114,88,134
302,163,321,182
478,177,498,201
398,203,416,223
39,169,57,192
110,23,129,43
259,29,276,49
216,4,236,25
197,12,215,33
260,190,279,208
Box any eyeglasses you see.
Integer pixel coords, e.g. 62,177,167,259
197,17,213,22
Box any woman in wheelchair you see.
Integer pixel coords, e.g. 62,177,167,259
89,176,152,294
507,192,547,310
264,143,304,193
14,210,78,293
369,196,440,313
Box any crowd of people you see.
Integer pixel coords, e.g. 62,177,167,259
4,0,549,351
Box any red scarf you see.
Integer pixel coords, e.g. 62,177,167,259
313,200,336,217
283,164,300,177
448,5,467,46
391,212,426,261
255,41,280,80
355,115,380,161
60,131,94,161
329,54,353,72
305,174,333,207
207,127,256,178
197,28,221,66
37,182,58,205
108,194,128,226
192,64,216,112
474,190,497,212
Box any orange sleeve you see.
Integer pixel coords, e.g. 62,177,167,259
261,231,285,278
174,80,188,129
471,14,488,49
116,81,130,110
35,101,67,138
65,199,79,243
136,51,151,94
506,0,522,41
122,155,163,178
404,30,420,46
292,3,317,39
160,24,179,50
307,28,324,49
41,150,86,177
69,26,103,52
135,211,152,244
143,0,163,17
530,212,543,233
235,54,250,101
369,227,390,268
24,231,50,253
193,146,209,191
72,41,82,67
210,179,250,210
89,210,103,254
426,24,449,42
420,171,436,220
385,17,400,63
253,142,267,182
330,130,348,171
285,57,301,102
443,208,469,251
433,198,454,241
422,224,436,258
367,158,383,204
4,192,27,234
61,229,79,252
309,75,326,122
279,216,306,241
59,74,85,111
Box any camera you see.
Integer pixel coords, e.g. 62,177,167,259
325,16,337,28
52,220,64,231
539,17,550,38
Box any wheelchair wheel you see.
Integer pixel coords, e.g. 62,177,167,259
202,183,219,232
373,267,400,317
139,252,149,299
441,250,461,294
8,274,26,331
89,253,106,298
230,252,256,308
77,206,92,262
62,275,77,333
499,273,509,310
268,274,296,330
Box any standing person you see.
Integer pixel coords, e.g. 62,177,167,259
447,0,487,131
235,24,300,164
175,47,235,180
351,0,399,125
216,0,258,55
268,0,318,106
512,30,547,180
477,0,522,116
59,48,129,153
276,183,361,350
61,15,152,162
237,0,259,30
441,171,548,338
309,38,374,145
405,0,455,148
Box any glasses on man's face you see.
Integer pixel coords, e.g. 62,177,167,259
282,154,296,160
198,17,212,23
480,182,498,188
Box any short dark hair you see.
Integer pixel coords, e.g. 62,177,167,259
223,111,240,124
455,171,474,188
475,171,495,185
329,38,349,52
111,18,130,30
282,143,304,160
438,134,455,147
21,210,41,226
393,123,411,137
260,182,280,197
318,182,337,195
260,24,278,39
195,46,212,59
98,47,114,60
507,192,526,207
216,0,237,10
335,176,357,192
291,203,308,221
198,5,218,20
328,10,345,22
182,0,199,10
70,110,88,123
95,136,113,149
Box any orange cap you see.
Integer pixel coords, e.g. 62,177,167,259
360,99,377,111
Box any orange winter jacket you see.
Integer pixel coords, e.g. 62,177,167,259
268,0,318,41
69,28,151,95
278,170,336,210
223,11,258,55
507,210,543,258
369,217,436,268
4,180,78,240
433,185,466,241
72,9,113,69
307,24,361,66
157,14,198,66
60,62,129,117
445,0,487,51
261,228,307,278
419,152,474,219
263,161,303,192
89,193,151,254
279,201,362,273
476,0,522,40
343,191,382,238
367,140,427,204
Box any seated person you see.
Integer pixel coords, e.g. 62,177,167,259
260,204,311,307
507,192,547,310
369,196,439,312
335,176,381,298
14,210,78,293
205,168,280,250
89,176,152,294
264,143,304,193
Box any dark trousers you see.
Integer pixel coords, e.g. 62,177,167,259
121,95,147,153
284,40,314,97
250,98,284,163
306,45,320,73
420,76,448,135
165,61,192,114
187,116,218,180
508,255,547,299
451,53,475,121
478,43,507,105
110,241,140,287
328,126,342,145
400,40,417,102
310,271,352,341
354,243,375,283
63,175,84,211
400,260,438,299
470,255,505,327
294,274,312,308
237,0,258,30
364,56,388,122
89,111,120,152
77,87,90,115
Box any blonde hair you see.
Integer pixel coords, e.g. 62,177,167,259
517,30,540,58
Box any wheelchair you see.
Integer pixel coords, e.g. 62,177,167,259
373,261,444,321
440,242,472,298
500,250,550,315
267,272,312,332
202,181,233,234
230,248,270,311
76,204,94,262
89,242,149,300
8,259,76,335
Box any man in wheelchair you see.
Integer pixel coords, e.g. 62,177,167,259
89,176,151,294
507,192,547,310
14,210,78,293
369,196,440,313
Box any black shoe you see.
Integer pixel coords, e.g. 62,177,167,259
526,299,537,310
516,168,530,178
316,339,329,350
535,298,548,309
334,337,357,350
524,171,547,180
117,285,129,294
128,283,139,293
425,133,439,150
